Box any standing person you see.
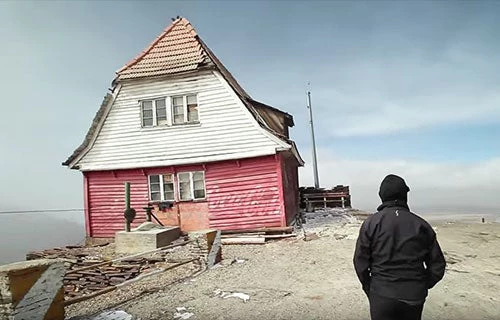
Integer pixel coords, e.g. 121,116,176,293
353,174,446,320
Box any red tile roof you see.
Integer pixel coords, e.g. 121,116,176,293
115,17,295,138
63,17,304,168
116,18,212,80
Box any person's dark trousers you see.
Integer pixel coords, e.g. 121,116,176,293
369,292,424,320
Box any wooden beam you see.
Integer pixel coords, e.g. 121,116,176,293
221,234,296,239
207,230,221,268
221,237,266,245
63,258,200,306
64,287,116,306
221,227,293,235
66,240,193,274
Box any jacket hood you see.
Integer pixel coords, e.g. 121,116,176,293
379,174,410,202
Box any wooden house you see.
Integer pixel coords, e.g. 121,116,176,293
63,17,304,238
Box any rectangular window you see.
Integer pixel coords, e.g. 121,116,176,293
141,94,199,127
172,96,185,125
155,99,167,125
178,172,192,200
141,101,154,127
193,171,206,199
162,174,174,201
187,94,198,123
141,98,168,127
178,171,206,201
148,174,174,201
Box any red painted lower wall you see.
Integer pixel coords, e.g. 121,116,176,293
83,154,298,237
206,155,283,230
84,170,149,238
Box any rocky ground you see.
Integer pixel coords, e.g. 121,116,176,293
70,210,500,320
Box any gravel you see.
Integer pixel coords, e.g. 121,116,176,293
67,211,500,320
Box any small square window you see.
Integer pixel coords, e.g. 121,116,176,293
149,174,174,201
177,171,206,201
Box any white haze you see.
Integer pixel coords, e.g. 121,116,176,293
299,148,500,215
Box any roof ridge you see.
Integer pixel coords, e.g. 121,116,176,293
116,17,195,74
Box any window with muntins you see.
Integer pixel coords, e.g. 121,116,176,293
172,94,198,125
141,99,168,127
178,171,206,201
148,174,175,201
148,172,206,202
141,94,198,127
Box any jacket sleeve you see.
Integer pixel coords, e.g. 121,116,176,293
353,219,372,295
425,231,446,289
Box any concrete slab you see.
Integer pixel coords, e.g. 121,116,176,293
115,227,181,254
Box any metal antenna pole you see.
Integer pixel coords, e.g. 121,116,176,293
307,87,320,189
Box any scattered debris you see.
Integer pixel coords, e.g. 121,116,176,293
220,227,295,245
230,259,246,265
174,307,194,319
87,310,134,320
304,232,320,242
174,312,194,319
334,234,347,240
27,239,198,301
223,292,250,302
213,289,250,302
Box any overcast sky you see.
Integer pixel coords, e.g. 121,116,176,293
0,1,499,217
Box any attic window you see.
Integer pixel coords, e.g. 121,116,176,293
172,94,198,125
141,99,167,127
141,94,198,127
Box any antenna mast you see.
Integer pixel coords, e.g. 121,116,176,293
307,84,320,188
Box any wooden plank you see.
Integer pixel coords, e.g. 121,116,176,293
221,234,296,239
63,258,199,306
221,237,266,245
207,230,221,268
64,287,117,306
221,227,292,235
221,232,266,238
116,258,199,288
263,234,296,239
66,240,193,274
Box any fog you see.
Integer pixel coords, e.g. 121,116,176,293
0,211,85,264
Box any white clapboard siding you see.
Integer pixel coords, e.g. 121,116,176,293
77,70,290,171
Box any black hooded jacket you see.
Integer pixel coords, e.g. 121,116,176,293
353,175,446,301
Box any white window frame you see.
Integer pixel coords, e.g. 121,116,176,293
177,171,206,201
171,95,186,125
141,94,198,127
148,174,175,201
171,94,199,125
140,97,170,127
